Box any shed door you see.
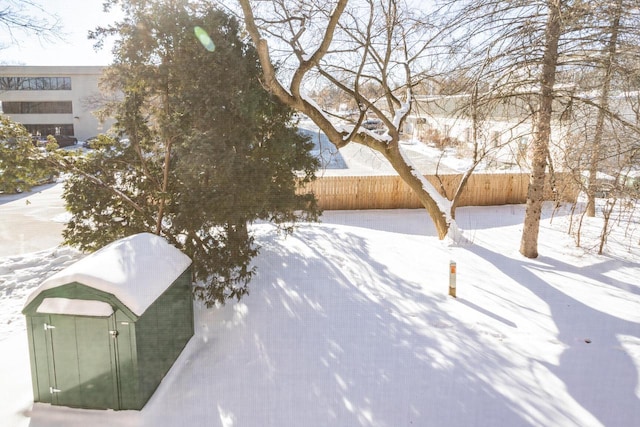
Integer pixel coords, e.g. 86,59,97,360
46,315,118,409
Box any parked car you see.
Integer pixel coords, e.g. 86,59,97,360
52,135,78,147
362,119,383,130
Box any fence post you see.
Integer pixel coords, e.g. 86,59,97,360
449,261,457,298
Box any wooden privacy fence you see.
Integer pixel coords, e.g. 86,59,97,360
301,173,579,211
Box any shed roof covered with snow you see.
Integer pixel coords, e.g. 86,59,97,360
24,232,191,316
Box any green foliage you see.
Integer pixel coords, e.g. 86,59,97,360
0,116,56,194
65,1,320,306
63,135,162,250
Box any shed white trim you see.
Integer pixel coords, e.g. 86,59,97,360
37,298,114,317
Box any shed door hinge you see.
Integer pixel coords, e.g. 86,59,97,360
44,323,56,331
49,387,61,394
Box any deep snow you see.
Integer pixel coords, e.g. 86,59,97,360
1,184,639,426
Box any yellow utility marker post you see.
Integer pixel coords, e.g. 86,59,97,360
449,261,457,298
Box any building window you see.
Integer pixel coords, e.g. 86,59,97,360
2,101,72,114
0,76,71,91
24,124,75,137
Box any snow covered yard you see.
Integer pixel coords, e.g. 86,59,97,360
1,200,639,426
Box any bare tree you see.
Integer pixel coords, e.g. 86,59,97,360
433,0,640,257
564,0,640,219
545,0,640,253
236,0,456,240
422,73,540,219
234,0,576,253
518,1,564,258
0,0,61,47
581,0,622,217
235,0,640,255
427,0,567,257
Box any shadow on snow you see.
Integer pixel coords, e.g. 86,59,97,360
467,243,640,427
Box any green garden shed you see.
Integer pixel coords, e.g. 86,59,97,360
22,233,194,411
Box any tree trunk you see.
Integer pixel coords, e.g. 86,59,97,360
520,0,562,259
586,0,622,217
156,78,173,236
228,219,249,261
383,143,451,238
450,82,483,220
156,140,172,235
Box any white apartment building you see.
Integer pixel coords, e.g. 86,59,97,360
0,66,115,141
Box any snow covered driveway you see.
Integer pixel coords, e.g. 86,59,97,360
0,183,67,257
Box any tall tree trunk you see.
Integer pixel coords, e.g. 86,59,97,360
520,0,562,258
586,0,622,217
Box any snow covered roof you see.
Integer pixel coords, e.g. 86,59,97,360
24,233,192,316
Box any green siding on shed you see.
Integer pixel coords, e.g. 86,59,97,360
26,315,52,404
23,266,193,411
134,268,194,407
114,310,139,409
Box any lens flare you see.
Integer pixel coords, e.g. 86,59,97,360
194,26,215,52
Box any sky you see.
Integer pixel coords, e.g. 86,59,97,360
0,0,431,67
0,0,121,66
